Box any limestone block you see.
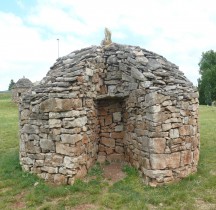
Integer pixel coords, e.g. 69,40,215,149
150,153,180,169
149,138,166,154
61,128,81,134
139,157,151,169
145,92,170,106
21,133,29,142
181,150,192,166
134,129,145,136
143,72,156,79
131,67,146,81
113,112,121,122
52,129,61,136
108,85,116,93
40,98,82,112
63,116,87,128
105,147,113,154
56,142,74,156
104,115,112,125
165,106,176,112
40,139,55,151
85,98,94,107
82,134,89,144
111,132,124,139
49,119,61,128
41,166,58,174
142,168,172,179
61,134,82,144
148,105,161,113
136,56,148,64
140,81,152,88
35,160,44,166
165,152,182,168
169,129,179,138
98,144,105,152
22,124,39,134
107,55,118,64
162,100,172,106
115,125,123,132
128,83,138,90
179,125,190,136
115,146,124,154
49,110,81,118
29,134,40,141
101,137,115,147
193,148,200,165
63,156,74,169
150,154,167,169
122,73,133,82
162,123,172,131
25,141,41,153
192,136,199,148
86,68,93,76
20,141,25,152
52,154,63,166
22,157,34,165
20,109,30,120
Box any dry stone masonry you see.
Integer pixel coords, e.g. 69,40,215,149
12,77,33,103
19,43,199,186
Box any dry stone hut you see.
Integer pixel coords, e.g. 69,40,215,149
19,43,199,186
12,77,33,103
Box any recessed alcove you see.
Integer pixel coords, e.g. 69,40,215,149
97,98,126,163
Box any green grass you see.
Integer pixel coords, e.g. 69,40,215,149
0,93,216,209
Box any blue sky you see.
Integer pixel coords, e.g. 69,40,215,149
1,0,216,90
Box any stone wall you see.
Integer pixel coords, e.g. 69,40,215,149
19,43,199,186
12,87,30,103
12,77,33,103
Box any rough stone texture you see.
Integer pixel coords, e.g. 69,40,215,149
12,77,33,103
19,43,200,186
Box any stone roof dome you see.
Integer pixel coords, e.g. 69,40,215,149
13,77,33,89
38,43,194,92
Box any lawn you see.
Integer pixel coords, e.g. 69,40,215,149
0,93,216,210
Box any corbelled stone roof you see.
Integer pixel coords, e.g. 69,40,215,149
13,77,33,89
28,43,195,99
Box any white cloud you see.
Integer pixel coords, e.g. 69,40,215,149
0,11,88,90
1,0,216,90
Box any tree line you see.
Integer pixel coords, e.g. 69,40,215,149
8,79,15,90
198,50,216,105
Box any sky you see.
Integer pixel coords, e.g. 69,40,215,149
1,0,216,91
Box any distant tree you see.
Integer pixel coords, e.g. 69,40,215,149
8,79,15,90
198,50,216,105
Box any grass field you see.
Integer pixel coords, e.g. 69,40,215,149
0,93,216,210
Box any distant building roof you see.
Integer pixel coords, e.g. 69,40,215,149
13,77,33,89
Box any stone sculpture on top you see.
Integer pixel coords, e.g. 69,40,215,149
101,27,112,46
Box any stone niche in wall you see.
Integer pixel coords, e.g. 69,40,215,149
19,43,200,186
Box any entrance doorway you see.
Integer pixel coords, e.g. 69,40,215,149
97,98,126,162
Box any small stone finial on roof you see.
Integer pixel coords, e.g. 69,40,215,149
101,27,112,46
